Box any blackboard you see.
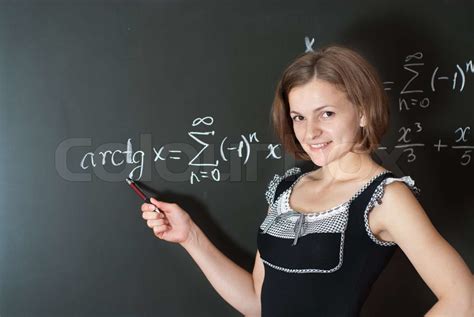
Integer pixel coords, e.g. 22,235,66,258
1,1,472,316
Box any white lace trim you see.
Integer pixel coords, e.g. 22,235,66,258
264,166,301,206
363,176,421,246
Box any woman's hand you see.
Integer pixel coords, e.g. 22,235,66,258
141,197,195,245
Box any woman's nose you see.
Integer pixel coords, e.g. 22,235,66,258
304,120,322,142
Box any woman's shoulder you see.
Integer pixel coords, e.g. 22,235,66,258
367,173,425,244
365,172,423,245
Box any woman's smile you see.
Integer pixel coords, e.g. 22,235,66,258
308,141,332,151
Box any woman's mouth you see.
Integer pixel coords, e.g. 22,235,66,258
308,141,332,151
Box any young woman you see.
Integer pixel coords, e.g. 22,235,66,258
140,46,473,316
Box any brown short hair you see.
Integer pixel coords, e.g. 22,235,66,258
270,45,390,161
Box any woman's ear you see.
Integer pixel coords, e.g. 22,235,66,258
359,112,367,128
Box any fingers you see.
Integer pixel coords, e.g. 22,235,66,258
150,198,174,214
140,197,174,239
146,218,168,228
141,203,158,212
141,198,172,214
153,225,170,236
142,211,164,220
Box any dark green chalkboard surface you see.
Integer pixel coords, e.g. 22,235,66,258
1,1,472,316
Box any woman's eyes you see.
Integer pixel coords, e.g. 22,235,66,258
292,115,304,121
292,111,334,121
322,111,335,118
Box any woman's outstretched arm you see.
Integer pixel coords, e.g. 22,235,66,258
142,198,262,316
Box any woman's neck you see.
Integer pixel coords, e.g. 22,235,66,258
312,151,382,184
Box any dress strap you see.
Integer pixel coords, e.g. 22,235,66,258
273,170,304,205
264,167,303,206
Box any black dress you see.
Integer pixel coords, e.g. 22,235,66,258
257,167,420,317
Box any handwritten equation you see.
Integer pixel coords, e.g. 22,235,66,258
384,52,473,111
378,123,472,166
380,50,473,166
79,116,283,183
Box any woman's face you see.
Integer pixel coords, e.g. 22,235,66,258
288,79,365,167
